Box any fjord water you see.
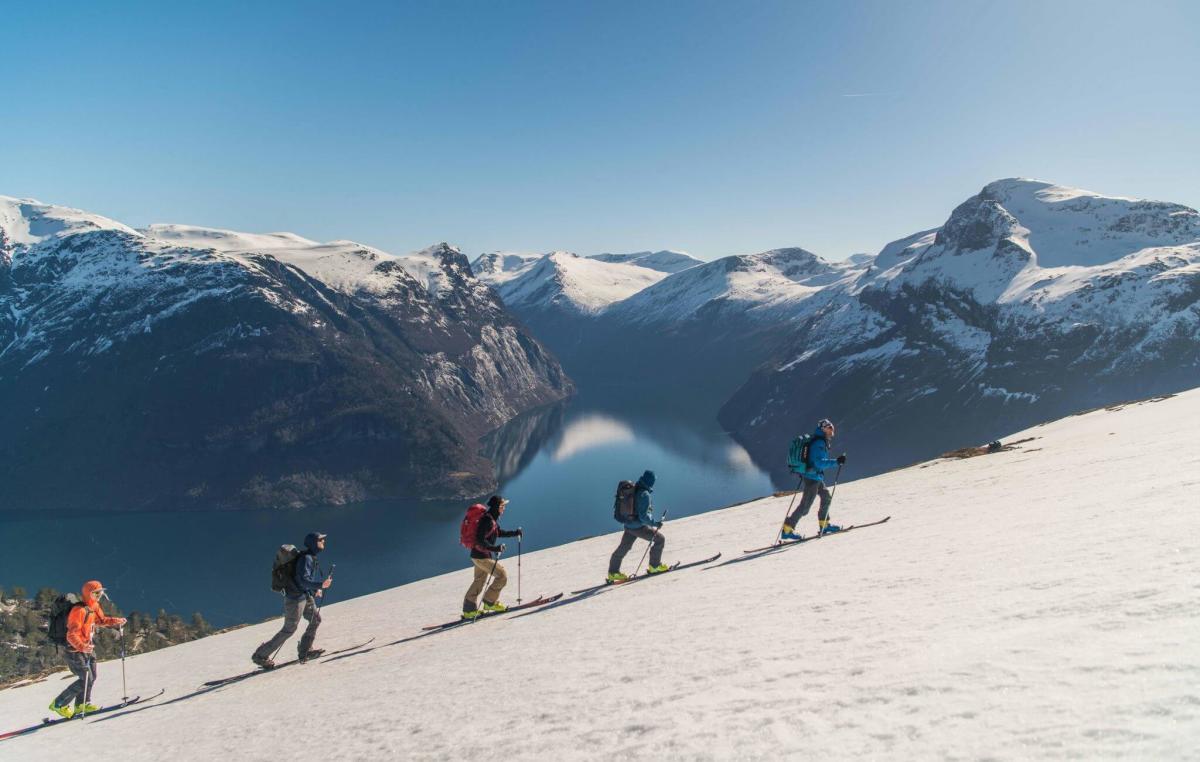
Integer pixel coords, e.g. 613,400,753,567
0,395,772,627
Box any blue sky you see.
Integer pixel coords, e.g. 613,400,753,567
3,0,1197,261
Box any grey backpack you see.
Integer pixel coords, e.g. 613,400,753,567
270,545,303,593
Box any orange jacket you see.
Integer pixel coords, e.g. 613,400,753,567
66,580,123,653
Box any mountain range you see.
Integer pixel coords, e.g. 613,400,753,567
5,177,1195,509
471,179,1200,481
0,197,570,511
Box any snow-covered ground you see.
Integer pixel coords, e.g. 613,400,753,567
2,390,1198,759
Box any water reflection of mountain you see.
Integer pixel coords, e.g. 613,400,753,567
481,393,764,487
479,400,568,484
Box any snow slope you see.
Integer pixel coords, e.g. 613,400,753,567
3,390,1197,759
589,249,702,273
479,251,668,315
143,224,452,296
605,247,858,326
0,196,138,245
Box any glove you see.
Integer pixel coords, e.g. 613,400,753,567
113,617,128,627
516,527,524,538
499,544,507,553
836,454,847,465
654,521,663,530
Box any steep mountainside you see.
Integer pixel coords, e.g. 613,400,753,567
720,179,1200,481
0,197,571,511
576,248,866,408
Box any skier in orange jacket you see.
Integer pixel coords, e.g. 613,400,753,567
50,580,126,718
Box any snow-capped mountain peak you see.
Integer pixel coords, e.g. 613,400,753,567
475,249,668,315
0,196,140,247
588,249,702,273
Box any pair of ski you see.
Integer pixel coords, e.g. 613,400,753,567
421,593,565,631
569,553,722,595
742,516,891,554
0,689,166,742
202,637,378,687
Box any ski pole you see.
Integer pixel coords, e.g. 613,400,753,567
517,535,522,606
80,653,91,717
633,509,668,578
475,549,505,622
314,563,335,615
830,458,849,501
822,463,844,533
120,626,128,705
775,475,805,544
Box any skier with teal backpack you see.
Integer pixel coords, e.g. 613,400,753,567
781,419,846,540
607,470,668,582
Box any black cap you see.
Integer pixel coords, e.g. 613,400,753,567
487,495,508,511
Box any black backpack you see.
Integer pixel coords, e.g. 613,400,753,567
787,433,817,474
271,545,304,594
613,480,638,523
47,594,83,647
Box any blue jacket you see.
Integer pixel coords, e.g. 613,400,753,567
290,533,326,600
623,470,661,530
802,428,840,483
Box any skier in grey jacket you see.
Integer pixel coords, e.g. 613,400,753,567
607,470,668,582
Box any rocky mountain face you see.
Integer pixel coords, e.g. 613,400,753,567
719,179,1200,482
0,197,571,511
589,247,864,409
468,180,1200,486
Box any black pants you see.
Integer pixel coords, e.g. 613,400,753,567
785,477,832,527
55,651,97,707
609,525,665,573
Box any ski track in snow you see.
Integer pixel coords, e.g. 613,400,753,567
2,391,1199,759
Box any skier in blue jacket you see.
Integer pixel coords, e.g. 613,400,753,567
607,470,668,582
782,419,846,540
252,532,332,669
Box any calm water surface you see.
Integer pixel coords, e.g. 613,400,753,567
0,395,774,626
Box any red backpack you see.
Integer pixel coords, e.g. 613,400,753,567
459,504,488,550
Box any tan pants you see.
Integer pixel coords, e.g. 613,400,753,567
464,558,507,611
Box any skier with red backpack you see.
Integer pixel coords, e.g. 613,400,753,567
607,470,668,582
47,580,126,719
461,495,522,620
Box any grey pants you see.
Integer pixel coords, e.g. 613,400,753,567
55,651,97,707
609,525,665,573
254,594,321,660
785,477,832,527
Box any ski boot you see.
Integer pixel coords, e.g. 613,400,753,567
48,701,74,719
481,601,507,613
606,571,629,584
74,702,101,716
645,563,670,574
780,524,803,541
299,648,325,663
252,653,276,670
461,609,483,621
819,519,842,535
